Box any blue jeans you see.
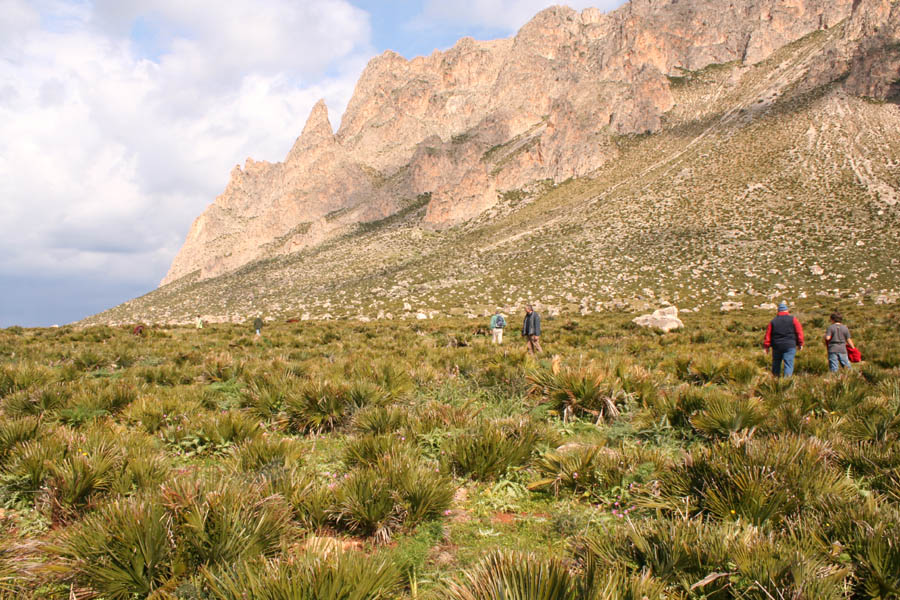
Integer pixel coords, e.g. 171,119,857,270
772,347,797,377
828,352,850,372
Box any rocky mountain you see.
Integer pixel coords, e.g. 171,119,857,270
161,0,867,285
87,0,900,326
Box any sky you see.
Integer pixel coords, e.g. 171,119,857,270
0,0,626,327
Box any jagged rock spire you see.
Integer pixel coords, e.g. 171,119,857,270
288,99,335,161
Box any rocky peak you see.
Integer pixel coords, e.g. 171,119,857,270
287,99,335,162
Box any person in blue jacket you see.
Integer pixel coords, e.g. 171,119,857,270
489,309,506,345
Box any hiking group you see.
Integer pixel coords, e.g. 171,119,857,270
763,302,857,377
485,300,857,373
489,305,542,355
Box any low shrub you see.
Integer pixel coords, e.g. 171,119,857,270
285,380,353,433
202,538,403,600
48,497,175,598
445,418,548,481
160,473,292,569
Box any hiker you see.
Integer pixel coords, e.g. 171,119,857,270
195,314,203,329
763,302,804,377
489,309,506,345
254,316,264,337
132,325,144,336
522,304,543,354
824,311,855,372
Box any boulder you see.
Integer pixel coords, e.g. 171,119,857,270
633,306,684,333
756,302,778,310
720,301,743,312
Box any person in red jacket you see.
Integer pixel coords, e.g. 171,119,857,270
763,302,804,377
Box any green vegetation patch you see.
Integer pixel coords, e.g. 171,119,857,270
0,305,899,597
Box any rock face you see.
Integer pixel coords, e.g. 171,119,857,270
162,0,861,286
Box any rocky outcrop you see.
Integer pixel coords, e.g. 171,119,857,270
842,0,900,100
163,0,863,285
633,306,684,333
803,0,900,100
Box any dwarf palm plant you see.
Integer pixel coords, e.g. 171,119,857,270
332,467,399,543
1,436,65,504
0,416,40,463
351,404,408,435
729,532,849,600
201,352,245,382
285,380,352,433
241,373,297,418
2,383,68,417
686,356,731,385
230,435,304,473
529,445,607,496
193,410,261,453
528,364,623,423
444,550,579,600
161,473,292,568
47,497,175,599
46,441,122,521
343,433,413,468
582,567,668,600
576,518,733,593
262,466,335,531
663,436,856,527
690,394,766,440
383,452,454,526
445,418,545,481
202,540,403,600
841,397,900,442
854,524,900,598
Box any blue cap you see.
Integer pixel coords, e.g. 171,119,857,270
778,302,788,312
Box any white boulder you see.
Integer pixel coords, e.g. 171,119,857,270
633,306,684,333
720,301,743,312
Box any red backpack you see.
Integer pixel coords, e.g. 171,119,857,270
847,346,862,363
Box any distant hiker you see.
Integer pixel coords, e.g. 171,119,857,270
824,312,855,372
195,315,203,329
132,325,144,336
489,309,506,345
254,316,264,337
763,302,804,377
522,305,543,355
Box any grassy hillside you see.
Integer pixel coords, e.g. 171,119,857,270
83,24,900,327
2,302,900,597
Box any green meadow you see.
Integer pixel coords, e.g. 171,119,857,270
1,303,899,599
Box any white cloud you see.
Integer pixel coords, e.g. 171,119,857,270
0,0,371,303
417,0,626,33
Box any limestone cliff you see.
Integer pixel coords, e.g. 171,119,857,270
162,0,862,285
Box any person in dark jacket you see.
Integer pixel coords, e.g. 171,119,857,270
763,302,805,377
253,316,264,337
522,305,542,355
